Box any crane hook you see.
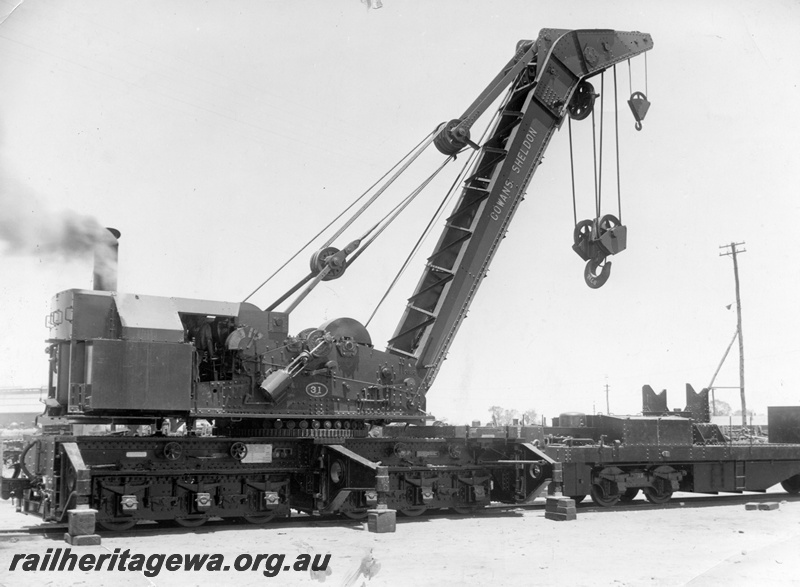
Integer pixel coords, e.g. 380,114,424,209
584,257,612,289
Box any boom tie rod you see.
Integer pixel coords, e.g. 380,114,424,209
275,142,455,315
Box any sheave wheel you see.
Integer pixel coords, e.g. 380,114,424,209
568,80,596,120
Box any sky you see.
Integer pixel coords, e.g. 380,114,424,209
0,0,799,424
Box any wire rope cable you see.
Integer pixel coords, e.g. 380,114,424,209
364,102,503,328
242,129,438,303
614,65,623,223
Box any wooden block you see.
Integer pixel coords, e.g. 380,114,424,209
744,503,759,510
758,502,779,511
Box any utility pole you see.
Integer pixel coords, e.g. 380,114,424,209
604,378,610,415
719,242,747,426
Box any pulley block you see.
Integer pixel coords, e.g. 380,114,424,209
568,81,596,121
571,214,627,289
596,214,627,257
627,91,650,131
571,219,596,262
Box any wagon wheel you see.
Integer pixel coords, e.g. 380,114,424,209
175,517,208,528
643,485,673,505
619,488,640,503
230,442,248,461
398,506,427,517
342,510,368,520
163,441,183,461
97,519,137,532
590,483,620,507
243,513,276,525
781,474,800,494
570,494,586,504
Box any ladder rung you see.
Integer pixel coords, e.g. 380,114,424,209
407,304,437,318
386,345,416,359
425,263,455,275
443,223,473,233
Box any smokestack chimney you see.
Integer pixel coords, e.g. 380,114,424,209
93,227,121,291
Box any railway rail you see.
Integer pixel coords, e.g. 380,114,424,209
2,491,797,538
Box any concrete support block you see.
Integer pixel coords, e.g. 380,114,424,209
367,508,396,533
745,502,759,510
65,508,101,546
758,502,780,511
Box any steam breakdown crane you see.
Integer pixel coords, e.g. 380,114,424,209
7,28,800,531
388,29,653,395
2,29,663,530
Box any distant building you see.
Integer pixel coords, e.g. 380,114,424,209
0,387,44,428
